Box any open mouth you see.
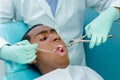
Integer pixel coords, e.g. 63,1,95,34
37,45,66,55
54,45,66,56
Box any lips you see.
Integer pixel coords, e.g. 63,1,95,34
54,45,66,56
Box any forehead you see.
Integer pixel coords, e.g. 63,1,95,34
27,26,51,36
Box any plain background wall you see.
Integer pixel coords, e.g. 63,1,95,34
84,8,120,80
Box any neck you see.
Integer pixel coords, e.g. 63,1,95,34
36,62,69,75
36,62,57,75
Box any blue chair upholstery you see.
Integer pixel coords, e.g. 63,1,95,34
0,22,29,45
5,69,40,80
84,9,120,80
0,22,40,80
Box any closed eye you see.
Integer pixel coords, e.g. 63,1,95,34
40,37,47,41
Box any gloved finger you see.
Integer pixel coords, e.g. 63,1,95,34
25,50,36,57
25,55,37,64
24,44,38,51
85,25,92,38
102,36,107,43
16,40,30,45
96,36,102,46
85,25,90,34
87,30,92,38
89,35,97,49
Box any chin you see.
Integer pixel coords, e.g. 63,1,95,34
59,64,68,69
58,60,69,69
61,64,68,68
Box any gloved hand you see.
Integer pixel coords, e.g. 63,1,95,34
0,40,38,64
85,7,119,49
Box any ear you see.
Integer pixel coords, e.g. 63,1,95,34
29,60,37,64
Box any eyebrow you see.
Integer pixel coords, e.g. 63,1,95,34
35,28,56,36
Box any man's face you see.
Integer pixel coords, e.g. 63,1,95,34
28,25,69,69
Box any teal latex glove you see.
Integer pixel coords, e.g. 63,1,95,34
0,40,38,64
85,7,119,49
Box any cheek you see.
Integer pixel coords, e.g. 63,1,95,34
37,53,55,64
38,42,54,50
30,39,39,44
36,53,68,67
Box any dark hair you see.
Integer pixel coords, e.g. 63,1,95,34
22,24,43,41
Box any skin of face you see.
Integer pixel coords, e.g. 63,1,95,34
27,25,69,74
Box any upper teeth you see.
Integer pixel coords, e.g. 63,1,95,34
56,45,62,50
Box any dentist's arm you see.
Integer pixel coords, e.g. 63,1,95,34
85,7,120,49
0,0,15,23
0,40,38,64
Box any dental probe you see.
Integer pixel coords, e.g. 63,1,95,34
37,48,56,53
